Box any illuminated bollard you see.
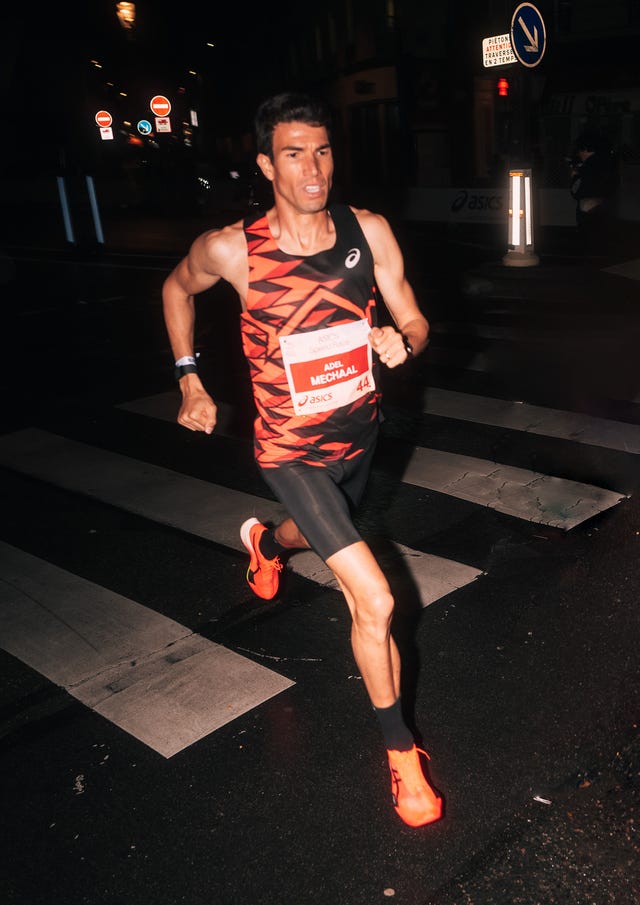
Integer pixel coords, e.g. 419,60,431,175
502,168,539,267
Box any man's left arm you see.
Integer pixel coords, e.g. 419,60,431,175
358,210,429,368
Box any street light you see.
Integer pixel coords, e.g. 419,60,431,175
116,2,136,31
503,168,539,267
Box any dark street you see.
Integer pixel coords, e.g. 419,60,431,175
1,204,639,904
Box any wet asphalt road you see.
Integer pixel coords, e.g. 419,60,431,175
1,210,639,904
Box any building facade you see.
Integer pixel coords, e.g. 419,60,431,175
4,1,640,229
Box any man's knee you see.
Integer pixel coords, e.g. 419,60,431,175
352,587,395,641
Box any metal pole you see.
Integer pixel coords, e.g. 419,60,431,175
56,176,76,244
85,175,105,245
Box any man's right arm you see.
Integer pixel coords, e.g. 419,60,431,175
162,229,234,434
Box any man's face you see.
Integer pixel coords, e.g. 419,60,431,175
257,121,333,214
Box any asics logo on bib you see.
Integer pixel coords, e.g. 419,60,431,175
345,248,361,269
297,392,334,408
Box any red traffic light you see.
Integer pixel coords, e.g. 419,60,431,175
497,77,509,97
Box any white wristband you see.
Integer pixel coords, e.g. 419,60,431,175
175,355,198,367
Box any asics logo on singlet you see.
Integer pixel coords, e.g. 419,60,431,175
345,248,361,269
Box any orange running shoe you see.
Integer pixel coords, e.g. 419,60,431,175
387,744,442,827
240,517,283,600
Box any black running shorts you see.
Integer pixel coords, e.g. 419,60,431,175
260,443,377,562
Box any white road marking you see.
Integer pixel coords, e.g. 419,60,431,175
401,446,625,529
119,392,628,528
0,541,294,757
421,387,640,453
0,428,483,606
603,258,640,281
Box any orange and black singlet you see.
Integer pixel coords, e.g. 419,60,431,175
241,204,381,468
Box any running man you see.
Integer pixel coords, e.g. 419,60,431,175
162,92,442,827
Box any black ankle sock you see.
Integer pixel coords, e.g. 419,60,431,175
258,529,287,561
374,698,414,752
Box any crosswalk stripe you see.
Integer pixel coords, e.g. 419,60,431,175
434,323,526,341
0,541,294,757
410,344,491,373
420,387,640,453
0,428,484,606
603,258,640,281
1,375,630,756
118,391,240,435
119,392,627,529
401,446,625,529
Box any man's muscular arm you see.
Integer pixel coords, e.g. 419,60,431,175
356,209,429,368
161,222,244,433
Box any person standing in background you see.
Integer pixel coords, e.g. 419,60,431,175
569,130,619,254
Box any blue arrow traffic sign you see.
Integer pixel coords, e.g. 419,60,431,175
510,3,546,68
137,119,153,135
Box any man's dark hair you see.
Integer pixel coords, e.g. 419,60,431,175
254,92,332,158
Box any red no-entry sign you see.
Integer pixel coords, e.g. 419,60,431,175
150,95,171,116
95,110,112,127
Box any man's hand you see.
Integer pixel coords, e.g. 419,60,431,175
177,386,217,434
369,325,409,368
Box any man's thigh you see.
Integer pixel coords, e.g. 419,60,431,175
261,461,363,561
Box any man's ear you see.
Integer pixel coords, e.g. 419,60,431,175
256,153,274,182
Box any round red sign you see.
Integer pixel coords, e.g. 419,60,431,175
150,95,171,116
95,110,112,127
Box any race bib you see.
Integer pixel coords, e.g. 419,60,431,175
279,319,374,415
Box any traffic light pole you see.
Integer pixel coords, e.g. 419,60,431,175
502,2,547,267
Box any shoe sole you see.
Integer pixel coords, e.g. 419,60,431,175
240,517,260,556
394,799,442,827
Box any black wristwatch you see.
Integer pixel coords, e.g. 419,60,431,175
174,363,198,381
401,334,414,358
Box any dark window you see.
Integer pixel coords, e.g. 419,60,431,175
558,0,572,33
349,103,382,186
